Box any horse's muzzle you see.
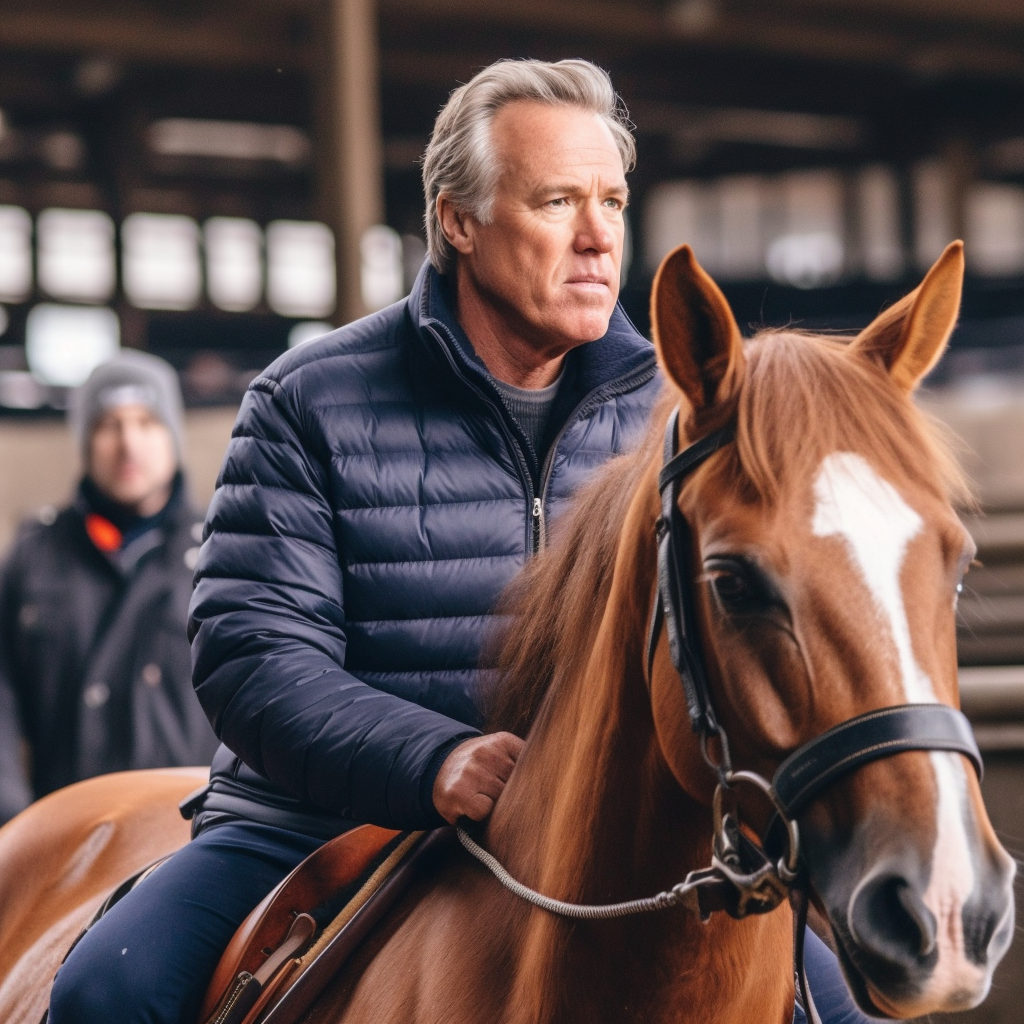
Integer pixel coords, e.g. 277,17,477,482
813,811,1015,1019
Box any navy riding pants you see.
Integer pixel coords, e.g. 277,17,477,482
49,820,877,1024
48,822,323,1024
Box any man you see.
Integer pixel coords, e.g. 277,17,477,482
49,60,872,1024
0,350,219,825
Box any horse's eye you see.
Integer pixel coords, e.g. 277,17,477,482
705,559,762,611
712,571,749,604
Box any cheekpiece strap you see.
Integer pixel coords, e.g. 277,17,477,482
772,703,983,820
651,408,736,737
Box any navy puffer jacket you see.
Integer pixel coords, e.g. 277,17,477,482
188,264,658,839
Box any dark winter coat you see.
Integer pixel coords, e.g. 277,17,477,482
188,263,659,840
0,478,220,824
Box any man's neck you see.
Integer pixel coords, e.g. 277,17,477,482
453,269,566,390
131,485,174,519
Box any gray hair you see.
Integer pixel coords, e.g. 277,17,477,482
422,59,636,276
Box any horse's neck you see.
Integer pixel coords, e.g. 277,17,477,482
484,492,794,1023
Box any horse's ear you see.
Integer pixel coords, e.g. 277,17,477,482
851,240,964,392
650,245,744,417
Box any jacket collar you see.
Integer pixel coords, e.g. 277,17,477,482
411,260,655,403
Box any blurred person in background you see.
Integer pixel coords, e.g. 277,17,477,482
0,350,218,825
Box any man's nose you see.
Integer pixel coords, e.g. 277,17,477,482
573,202,616,255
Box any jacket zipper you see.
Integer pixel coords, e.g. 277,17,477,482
425,325,537,552
425,322,657,557
532,362,658,552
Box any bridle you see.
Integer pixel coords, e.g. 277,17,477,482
646,406,982,1021
457,406,983,1023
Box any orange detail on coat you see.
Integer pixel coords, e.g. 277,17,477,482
85,513,122,552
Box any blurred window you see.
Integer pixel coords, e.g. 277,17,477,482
856,166,904,281
716,176,764,279
966,183,1024,277
643,181,713,274
26,303,119,386
122,213,201,310
360,225,403,312
205,217,262,312
0,205,32,303
37,208,116,303
766,170,845,289
149,119,310,167
288,321,333,348
913,160,954,272
267,221,335,318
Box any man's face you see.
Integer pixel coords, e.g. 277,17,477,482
454,101,628,356
88,403,176,513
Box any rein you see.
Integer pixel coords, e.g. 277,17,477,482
460,406,983,1023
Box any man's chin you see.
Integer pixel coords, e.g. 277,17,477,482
552,306,618,346
100,481,169,515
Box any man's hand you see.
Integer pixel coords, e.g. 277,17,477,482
432,732,525,824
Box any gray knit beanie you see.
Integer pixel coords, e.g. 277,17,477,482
69,350,184,462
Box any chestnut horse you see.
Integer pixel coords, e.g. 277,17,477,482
0,241,1014,1024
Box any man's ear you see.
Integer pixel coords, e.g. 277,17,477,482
851,240,964,393
437,195,475,256
650,245,745,419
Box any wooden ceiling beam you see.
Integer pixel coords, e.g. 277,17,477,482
0,11,308,69
380,0,1024,80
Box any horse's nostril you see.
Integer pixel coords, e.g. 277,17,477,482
849,873,938,968
895,881,937,957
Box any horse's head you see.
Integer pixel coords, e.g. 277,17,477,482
647,242,1015,1018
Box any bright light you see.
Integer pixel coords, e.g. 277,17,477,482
37,208,116,302
766,233,844,289
0,206,32,302
288,321,333,348
267,221,335,318
205,217,262,311
26,303,120,386
360,225,403,312
122,213,202,310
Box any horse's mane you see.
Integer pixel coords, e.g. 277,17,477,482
488,330,972,737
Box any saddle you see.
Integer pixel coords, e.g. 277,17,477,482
52,822,449,1024
198,825,452,1024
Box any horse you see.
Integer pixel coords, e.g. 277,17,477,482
0,240,1014,1024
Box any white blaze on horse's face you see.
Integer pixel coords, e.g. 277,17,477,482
811,451,989,1008
812,451,931,702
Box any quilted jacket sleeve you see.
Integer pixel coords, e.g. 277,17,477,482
189,375,479,829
